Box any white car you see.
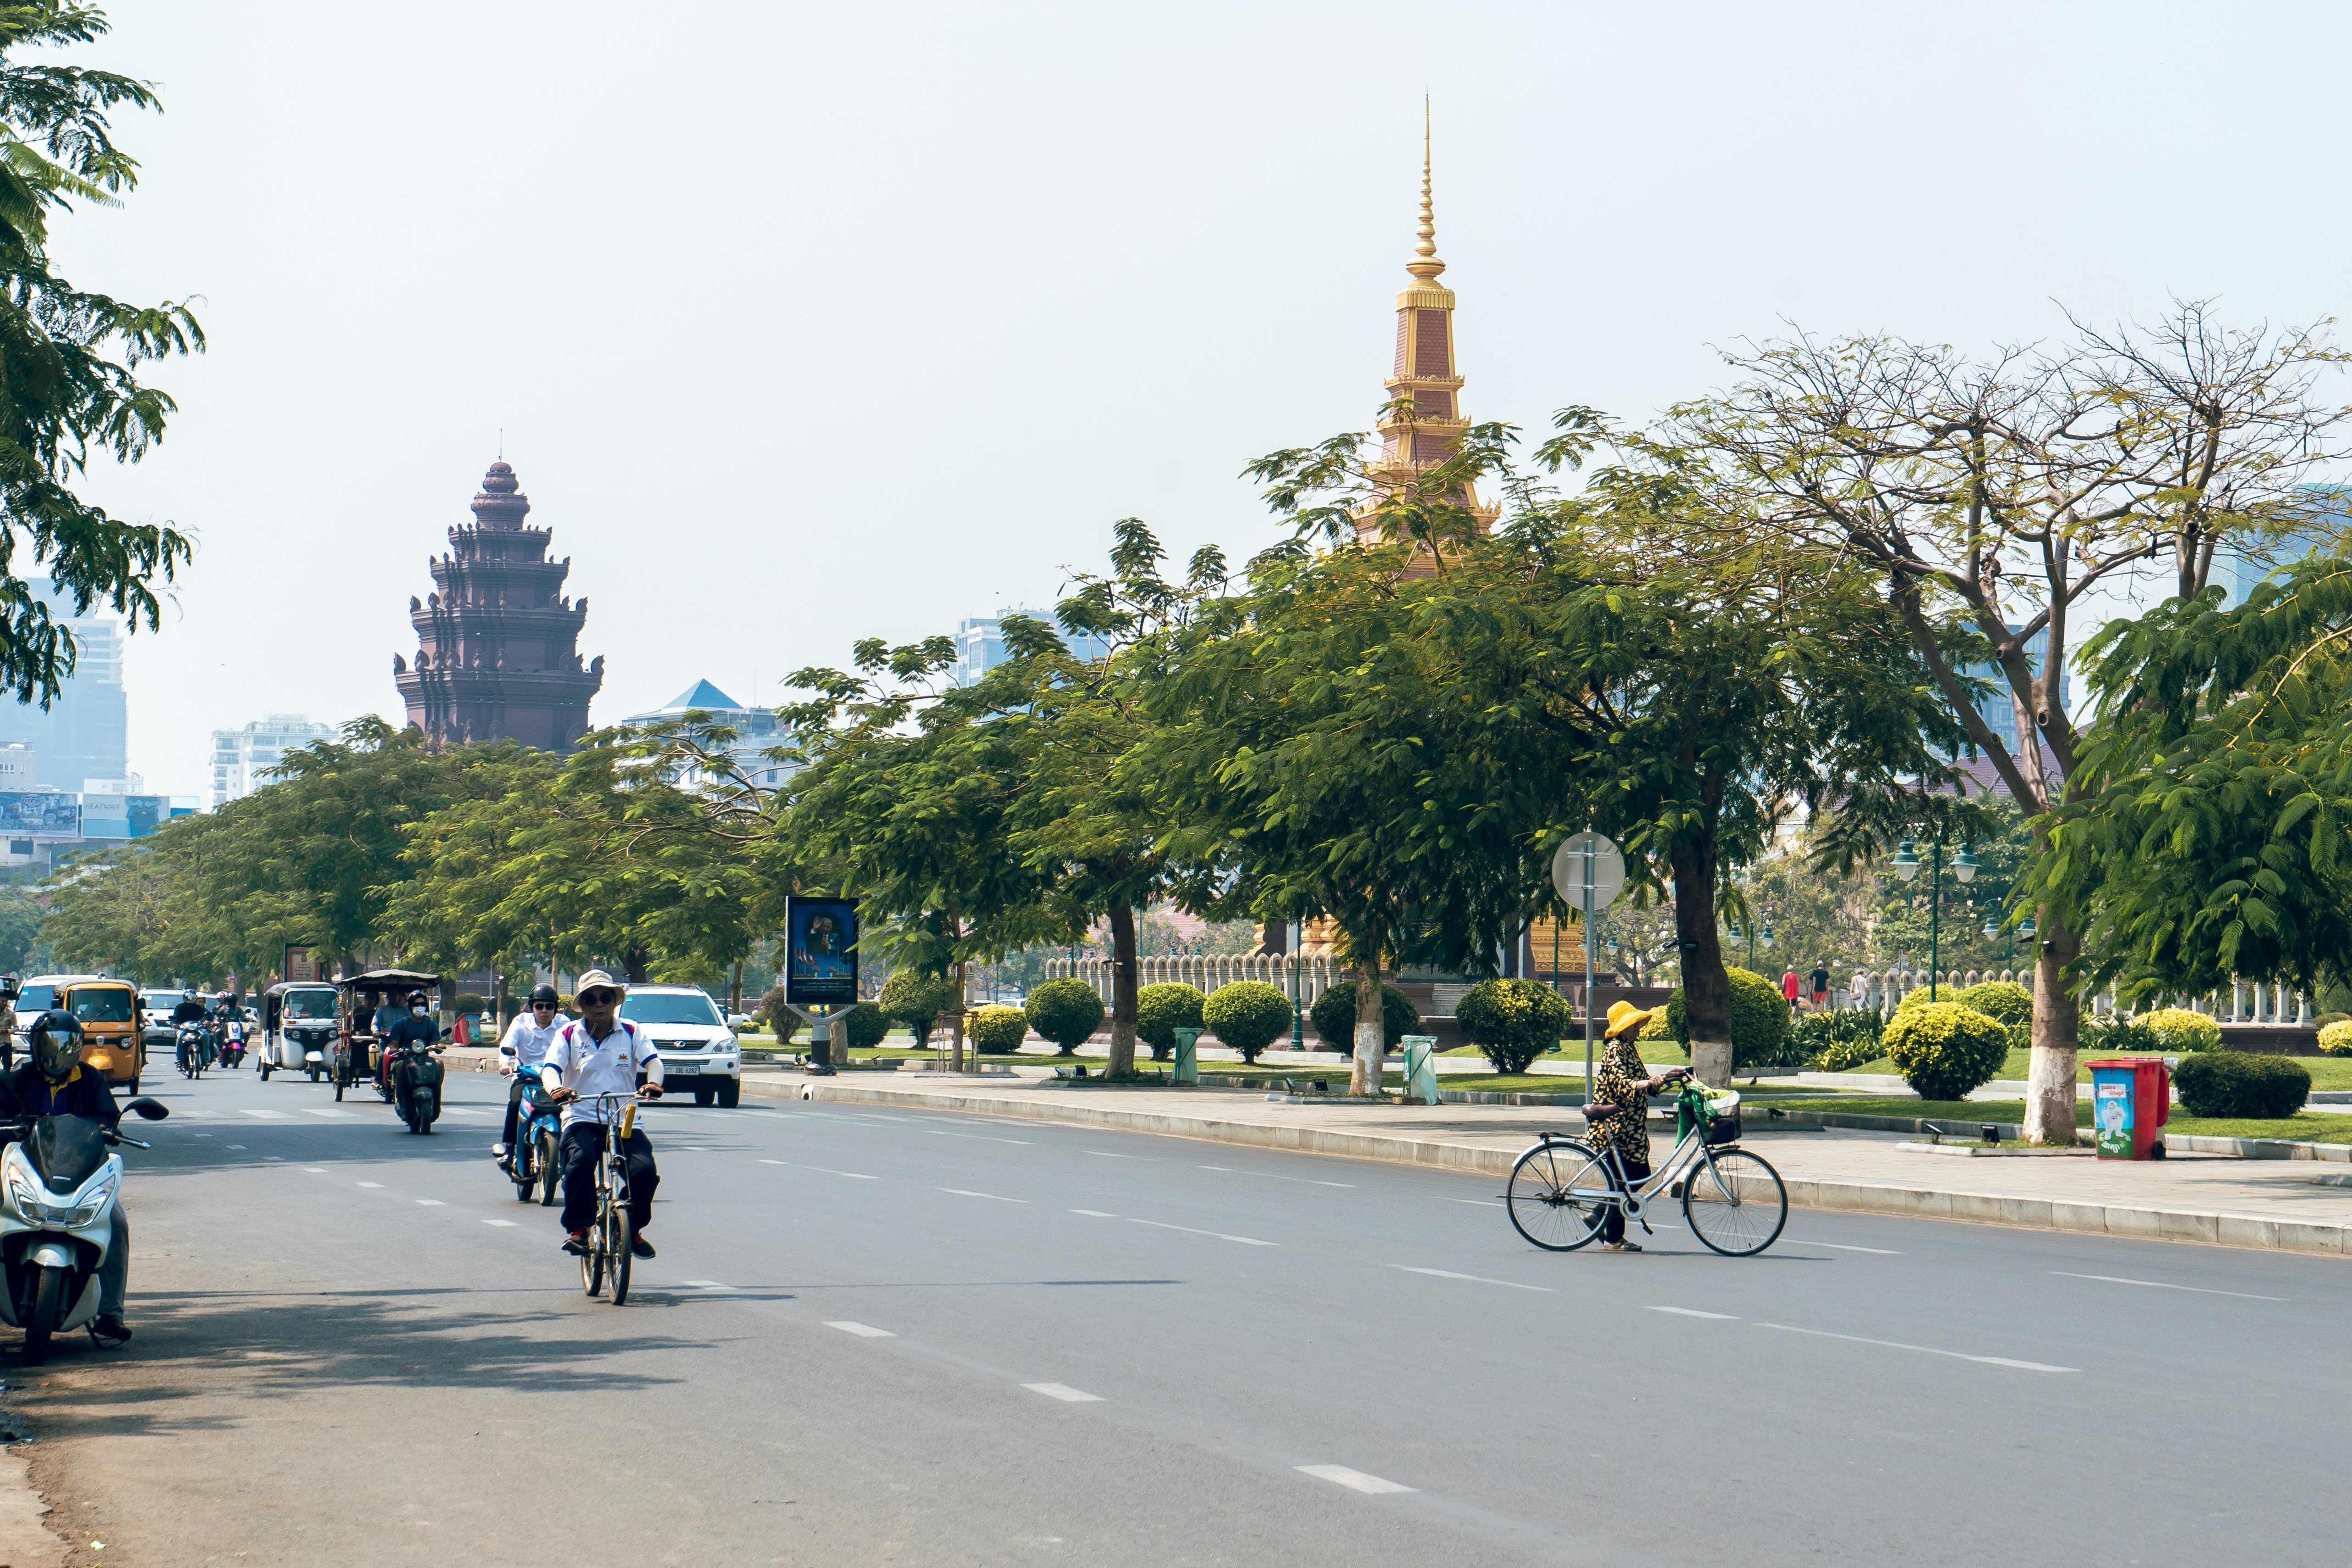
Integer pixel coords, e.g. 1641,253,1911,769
139,989,192,1029
619,985,742,1107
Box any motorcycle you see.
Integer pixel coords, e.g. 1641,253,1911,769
391,1035,445,1135
174,1022,212,1080
505,1065,562,1205
0,1097,169,1363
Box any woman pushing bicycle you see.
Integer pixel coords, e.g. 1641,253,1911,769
541,970,665,1261
1583,1000,1692,1254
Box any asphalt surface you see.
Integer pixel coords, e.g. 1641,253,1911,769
3,1063,2345,1566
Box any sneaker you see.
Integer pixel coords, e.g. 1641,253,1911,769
561,1233,589,1256
630,1235,656,1260
491,1142,508,1159
89,1314,131,1345
1600,1240,1643,1254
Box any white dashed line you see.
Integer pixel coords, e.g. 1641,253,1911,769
1648,1306,1736,1320
303,1109,360,1119
1022,1383,1103,1403
1441,1198,1503,1209
1296,1464,1415,1495
682,1279,734,1292
1391,1266,1553,1292
355,1182,383,1189
825,1321,894,1338
2050,1271,2285,1301
239,1109,293,1119
939,1188,1028,1203
416,1200,445,1207
1127,1218,1274,1246
263,1155,285,1162
1199,1165,1354,1188
1793,1239,1902,1255
1082,1151,1144,1160
758,1159,878,1179
483,1220,519,1228
929,1131,1032,1145
1070,1209,1118,1218
226,1145,246,1151
303,1167,327,1173
1758,1322,2076,1373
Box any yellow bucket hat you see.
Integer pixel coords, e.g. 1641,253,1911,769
1602,999,1649,1041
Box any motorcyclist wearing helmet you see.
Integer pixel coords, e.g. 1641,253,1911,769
3,1010,130,1345
492,984,569,1164
168,991,207,1029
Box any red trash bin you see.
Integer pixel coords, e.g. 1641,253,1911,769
2086,1056,2171,1159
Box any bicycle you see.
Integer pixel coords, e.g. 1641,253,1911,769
567,1091,650,1306
1505,1074,1788,1256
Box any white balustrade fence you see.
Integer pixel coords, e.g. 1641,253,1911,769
1039,954,1336,1010
1844,968,2312,1024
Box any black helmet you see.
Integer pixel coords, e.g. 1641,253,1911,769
26,1010,82,1079
528,983,560,1008
405,990,429,1009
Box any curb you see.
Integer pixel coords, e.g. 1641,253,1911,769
739,1076,2352,1257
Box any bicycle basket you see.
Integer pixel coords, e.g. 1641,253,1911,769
1705,1112,1741,1146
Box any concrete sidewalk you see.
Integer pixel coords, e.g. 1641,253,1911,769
739,1067,2352,1258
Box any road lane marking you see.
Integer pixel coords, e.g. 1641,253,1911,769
227,1145,247,1150
1082,1151,1145,1160
1127,1218,1274,1246
304,1109,360,1119
1070,1209,1118,1217
1648,1306,1736,1320
416,1200,445,1206
1392,1266,1553,1293
825,1321,894,1338
2050,1271,2285,1301
483,1220,519,1228
756,1159,879,1179
1758,1322,2076,1373
355,1182,383,1189
1441,1198,1503,1209
263,1156,285,1162
239,1110,294,1119
303,1167,327,1173
940,1188,1028,1203
1022,1383,1103,1403
1296,1465,1414,1495
929,1131,1033,1145
683,1279,734,1291
1199,1165,1354,1188
1792,1240,1902,1255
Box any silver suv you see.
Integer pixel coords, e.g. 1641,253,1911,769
619,985,742,1107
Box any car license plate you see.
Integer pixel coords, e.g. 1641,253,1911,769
665,1063,700,1077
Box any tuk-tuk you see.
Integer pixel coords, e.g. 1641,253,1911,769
261,980,341,1082
57,978,146,1093
334,969,439,1104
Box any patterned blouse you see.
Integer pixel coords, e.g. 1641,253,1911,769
1587,1035,1653,1164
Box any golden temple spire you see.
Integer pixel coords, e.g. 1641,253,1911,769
1407,96,1445,285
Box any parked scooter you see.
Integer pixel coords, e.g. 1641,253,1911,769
391,1033,444,1134
505,1065,561,1205
0,1098,168,1363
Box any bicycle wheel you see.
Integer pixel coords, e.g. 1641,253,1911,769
606,1198,635,1306
1506,1138,1612,1252
1682,1147,1788,1257
582,1198,606,1297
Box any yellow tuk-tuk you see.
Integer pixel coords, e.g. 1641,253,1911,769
57,978,146,1093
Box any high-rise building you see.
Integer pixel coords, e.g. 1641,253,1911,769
210,715,335,808
392,460,604,752
0,580,127,791
950,609,1112,687
624,679,793,790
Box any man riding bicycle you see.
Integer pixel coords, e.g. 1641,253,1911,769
539,971,664,1261
491,984,570,1169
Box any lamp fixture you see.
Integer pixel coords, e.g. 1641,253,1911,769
1892,842,1921,882
1953,848,1980,884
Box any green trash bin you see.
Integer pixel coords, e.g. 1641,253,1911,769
1401,1034,1438,1105
1172,1027,1201,1086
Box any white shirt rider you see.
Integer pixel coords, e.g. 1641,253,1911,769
540,1015,664,1127
498,1009,571,1075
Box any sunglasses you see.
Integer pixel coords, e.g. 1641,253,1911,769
578,990,618,1007
531,1002,556,1012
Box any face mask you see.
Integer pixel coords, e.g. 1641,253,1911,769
410,1006,426,1016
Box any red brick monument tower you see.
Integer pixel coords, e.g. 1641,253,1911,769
392,460,603,752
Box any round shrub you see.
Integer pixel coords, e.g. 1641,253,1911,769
1202,981,1292,1063
840,1001,889,1051
2137,1006,2222,1054
1025,978,1105,1055
880,970,963,1047
1666,968,1791,1072
758,985,803,1043
2319,1020,2352,1058
1880,1002,2010,1102
2316,1010,2350,1029
1310,982,1421,1053
1455,978,1571,1074
453,991,486,1018
1951,980,2032,1028
2173,1050,2310,1118
1135,982,1207,1061
969,1004,1030,1054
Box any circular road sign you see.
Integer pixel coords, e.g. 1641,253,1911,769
1551,832,1626,913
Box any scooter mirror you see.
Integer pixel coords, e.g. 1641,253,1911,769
125,1097,170,1121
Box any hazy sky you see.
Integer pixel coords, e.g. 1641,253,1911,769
37,0,2352,795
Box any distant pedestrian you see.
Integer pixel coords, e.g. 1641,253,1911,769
1782,968,1802,1012
1810,962,1830,1009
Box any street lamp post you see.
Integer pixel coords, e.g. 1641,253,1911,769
1894,826,1976,999
1289,918,1305,1050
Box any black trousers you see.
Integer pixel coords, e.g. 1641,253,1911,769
559,1123,658,1235
502,1076,525,1146
1603,1154,1651,1244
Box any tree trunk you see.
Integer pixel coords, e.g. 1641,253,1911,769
728,960,743,1016
623,945,650,985
495,970,510,1034
951,958,967,1072
1106,902,1139,1077
1670,838,1732,1087
2026,910,2081,1146
1352,958,1386,1095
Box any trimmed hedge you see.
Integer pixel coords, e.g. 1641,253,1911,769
1951,980,2032,1028
841,1001,889,1051
453,991,486,1017
2137,1006,2222,1054
1455,978,1571,1074
2318,1019,2352,1058
879,970,963,1048
1310,982,1420,1053
1135,982,1207,1061
1881,1002,2010,1102
1202,981,1292,1063
2173,1050,2310,1118
1638,1006,1671,1042
969,1005,1029,1054
1024,978,1105,1055
1667,968,1792,1072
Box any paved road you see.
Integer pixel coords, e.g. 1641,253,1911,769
6,1064,2345,1565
